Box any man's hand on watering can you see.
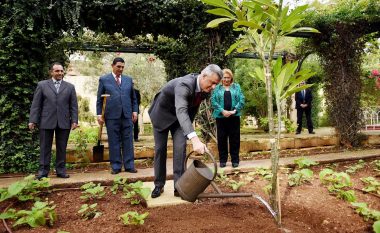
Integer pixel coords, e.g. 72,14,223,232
190,136,207,154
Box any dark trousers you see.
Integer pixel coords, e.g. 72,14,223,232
216,116,240,164
133,119,139,140
153,121,187,188
105,117,135,171
38,127,70,176
296,107,313,133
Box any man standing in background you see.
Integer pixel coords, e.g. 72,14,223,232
29,62,78,179
295,81,315,135
96,57,138,174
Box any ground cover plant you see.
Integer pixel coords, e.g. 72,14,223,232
0,159,379,233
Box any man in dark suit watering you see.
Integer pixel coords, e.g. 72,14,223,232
29,62,78,179
96,57,138,174
295,81,315,134
149,64,223,198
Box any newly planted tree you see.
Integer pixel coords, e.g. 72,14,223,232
200,0,318,222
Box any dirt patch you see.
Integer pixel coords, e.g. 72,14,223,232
1,159,379,233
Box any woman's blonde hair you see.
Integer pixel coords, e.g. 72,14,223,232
223,68,234,82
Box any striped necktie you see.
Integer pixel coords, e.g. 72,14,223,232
54,81,60,93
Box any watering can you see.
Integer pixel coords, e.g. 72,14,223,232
174,150,218,202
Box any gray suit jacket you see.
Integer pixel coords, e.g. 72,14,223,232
148,74,206,135
29,79,78,129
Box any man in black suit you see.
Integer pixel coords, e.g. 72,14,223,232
148,64,223,198
295,81,314,134
29,62,78,179
133,86,141,142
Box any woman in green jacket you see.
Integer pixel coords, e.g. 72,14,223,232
211,69,245,168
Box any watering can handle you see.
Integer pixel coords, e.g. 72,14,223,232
184,150,218,181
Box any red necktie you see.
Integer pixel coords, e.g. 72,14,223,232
116,76,121,86
193,92,202,106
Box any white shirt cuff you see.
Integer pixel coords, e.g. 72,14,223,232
187,132,197,140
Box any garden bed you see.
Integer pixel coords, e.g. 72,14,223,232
0,159,379,233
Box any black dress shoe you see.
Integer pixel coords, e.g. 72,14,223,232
111,169,121,175
56,173,70,178
35,174,48,180
309,131,315,134
296,132,301,135
174,189,180,197
232,163,239,168
125,168,137,173
151,186,164,198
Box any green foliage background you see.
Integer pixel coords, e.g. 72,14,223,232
0,0,234,173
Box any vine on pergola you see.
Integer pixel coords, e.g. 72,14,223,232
0,0,235,173
302,0,380,147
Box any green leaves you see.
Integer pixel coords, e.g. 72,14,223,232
0,175,50,202
206,18,234,28
319,168,356,202
374,220,380,233
250,57,315,101
288,168,313,187
200,0,230,10
293,158,318,169
0,201,56,228
80,182,105,201
119,211,149,225
206,8,236,18
360,177,380,195
78,203,102,220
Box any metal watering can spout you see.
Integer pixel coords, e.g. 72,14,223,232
174,151,217,202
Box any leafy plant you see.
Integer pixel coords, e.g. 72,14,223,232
374,220,380,233
360,177,380,195
319,169,356,202
80,182,105,201
111,176,128,194
119,211,149,225
293,158,318,169
351,202,380,221
0,201,56,228
0,175,50,202
345,159,366,174
121,181,150,205
78,203,102,220
373,160,380,172
72,127,91,165
252,167,273,181
227,180,246,191
335,189,356,202
288,169,313,187
215,169,229,185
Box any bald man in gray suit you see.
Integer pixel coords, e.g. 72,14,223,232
149,64,223,198
29,62,78,180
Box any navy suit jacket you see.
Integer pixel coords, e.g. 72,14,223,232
295,88,312,109
96,73,138,120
